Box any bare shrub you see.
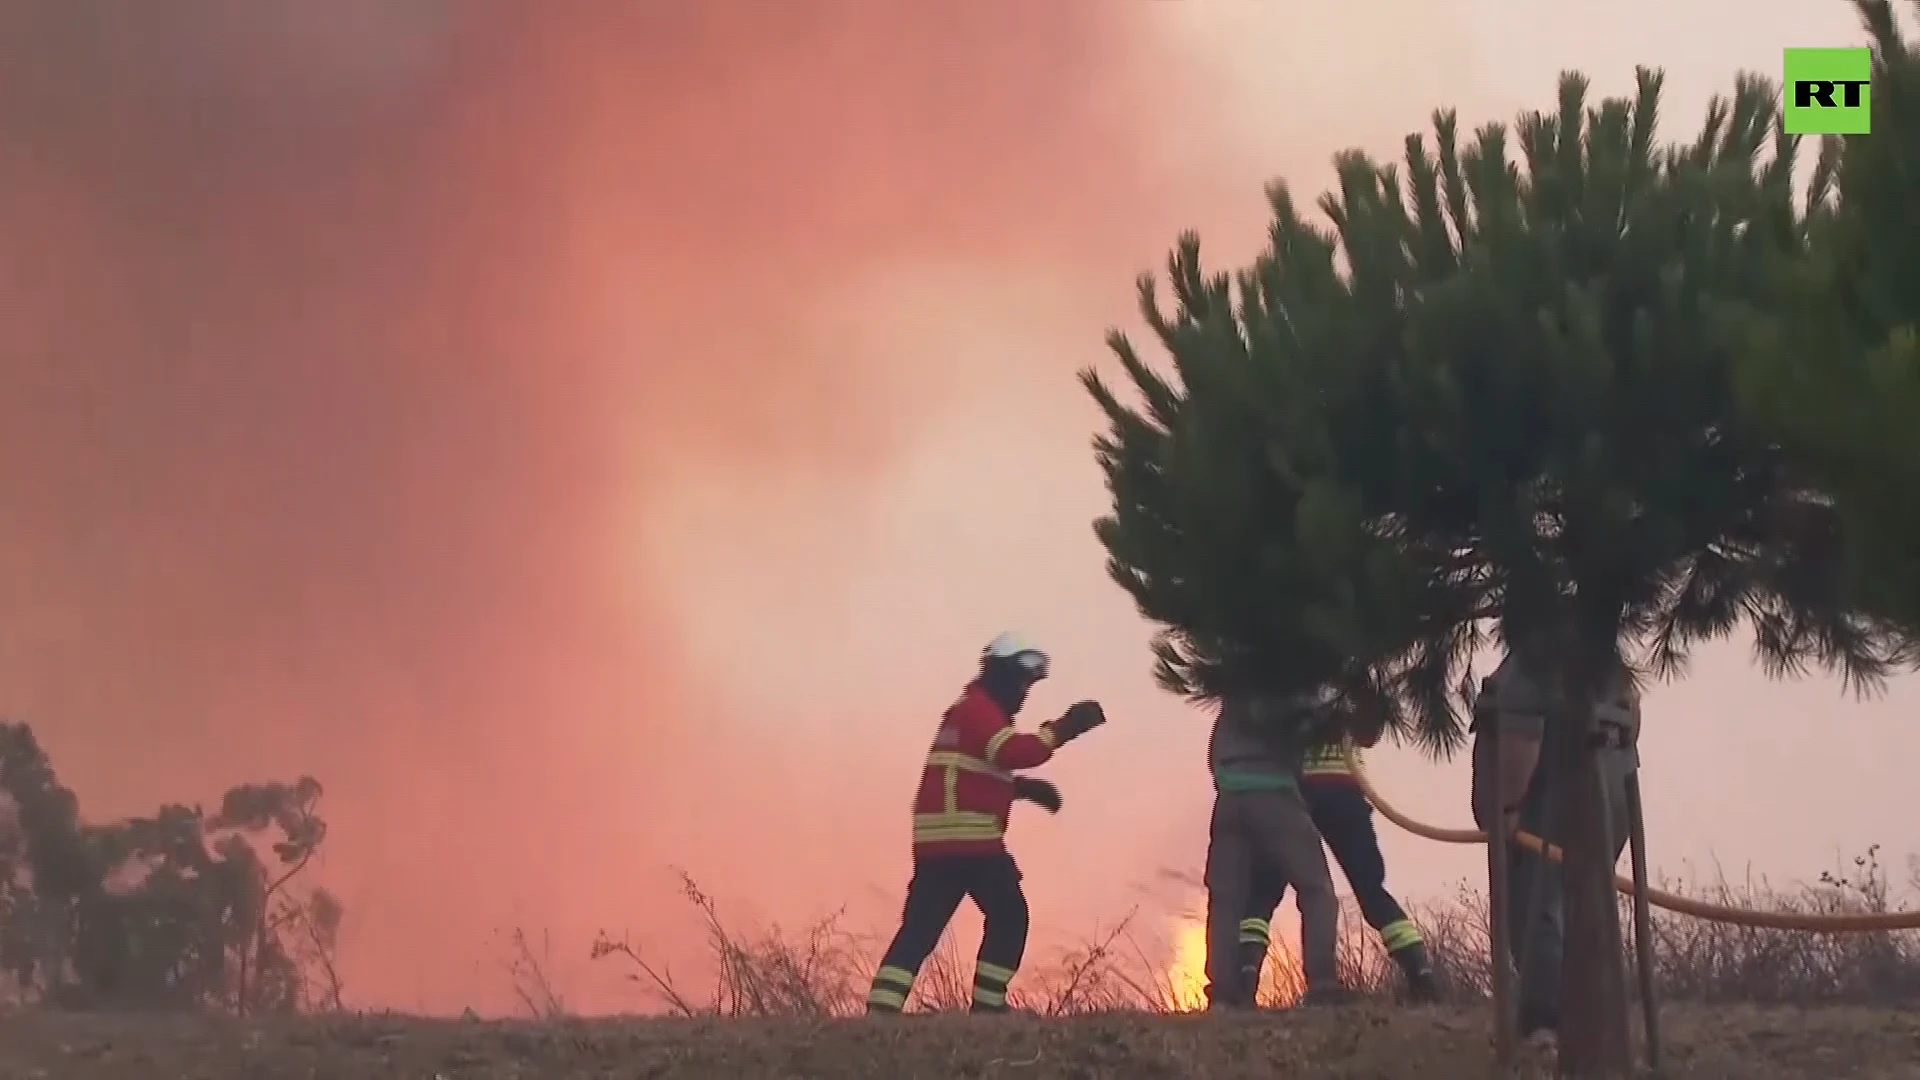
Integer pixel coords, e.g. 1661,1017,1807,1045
592,871,870,1017
904,930,974,1012
1634,846,1920,1004
496,927,569,1020
580,850,1920,1018
279,887,348,1012
591,872,1170,1017
1365,848,1920,1008
1010,911,1177,1015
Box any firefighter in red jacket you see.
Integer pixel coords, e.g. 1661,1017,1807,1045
864,632,1108,1014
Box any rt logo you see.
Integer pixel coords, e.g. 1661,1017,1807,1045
1784,47,1872,134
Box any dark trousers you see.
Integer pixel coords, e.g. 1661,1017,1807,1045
1247,783,1412,934
1243,782,1429,994
1205,789,1339,1007
866,850,1030,1013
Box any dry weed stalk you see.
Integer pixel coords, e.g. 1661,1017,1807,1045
558,848,1920,1020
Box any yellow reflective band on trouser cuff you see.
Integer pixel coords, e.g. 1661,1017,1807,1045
973,959,1015,1010
1380,920,1423,953
875,965,917,988
975,961,1017,985
1238,917,1271,943
972,986,1008,1008
867,964,916,1012
1037,724,1059,749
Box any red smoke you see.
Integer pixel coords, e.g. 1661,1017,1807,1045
0,0,1253,1011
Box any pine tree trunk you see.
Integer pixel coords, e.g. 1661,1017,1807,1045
1554,701,1632,1077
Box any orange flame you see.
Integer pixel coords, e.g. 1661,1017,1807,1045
1163,904,1309,1010
1165,917,1210,1011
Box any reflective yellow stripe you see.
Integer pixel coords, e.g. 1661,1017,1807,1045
914,829,1003,843
973,959,1015,1009
868,966,914,1011
917,750,1012,843
976,961,1016,985
875,965,916,988
1380,919,1423,953
927,751,1011,780
914,810,1001,828
1238,917,1271,942
972,986,1007,1008
983,726,1017,764
1302,741,1355,776
913,810,1005,843
983,725,1056,766
915,817,1002,831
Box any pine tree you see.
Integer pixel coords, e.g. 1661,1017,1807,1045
1732,0,1920,634
1087,64,1909,1076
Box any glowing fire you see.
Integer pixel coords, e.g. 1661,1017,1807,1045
1162,908,1309,1010
1165,918,1210,1012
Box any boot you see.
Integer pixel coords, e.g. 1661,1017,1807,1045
1236,941,1267,1008
1390,941,1440,1002
1298,984,1360,1008
1204,983,1246,1011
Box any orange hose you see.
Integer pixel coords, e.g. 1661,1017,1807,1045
1345,748,1920,932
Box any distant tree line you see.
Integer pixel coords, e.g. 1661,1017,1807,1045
0,721,341,1013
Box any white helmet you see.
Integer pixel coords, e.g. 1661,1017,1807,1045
982,632,1050,680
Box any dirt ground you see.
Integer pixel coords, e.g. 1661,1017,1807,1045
2,1004,1918,1079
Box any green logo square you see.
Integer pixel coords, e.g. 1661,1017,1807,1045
1784,47,1872,134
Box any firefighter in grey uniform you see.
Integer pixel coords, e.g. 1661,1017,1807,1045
1469,651,1641,1038
1202,693,1344,1008
1238,727,1439,1002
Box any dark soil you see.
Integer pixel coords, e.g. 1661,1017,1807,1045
3,1003,1918,1079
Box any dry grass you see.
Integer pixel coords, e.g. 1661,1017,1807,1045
4,1004,1919,1079
584,872,1184,1018
4,852,1919,1078
567,850,1920,1018
1641,848,1920,1004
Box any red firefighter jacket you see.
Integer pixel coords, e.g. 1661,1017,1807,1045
912,682,1060,857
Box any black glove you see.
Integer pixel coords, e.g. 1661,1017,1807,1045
1012,776,1061,814
1052,700,1107,744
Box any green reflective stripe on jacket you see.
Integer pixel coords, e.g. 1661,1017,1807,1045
1209,694,1312,795
1213,769,1298,793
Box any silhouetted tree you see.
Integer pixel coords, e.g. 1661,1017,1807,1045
1086,64,1911,1076
0,720,341,1013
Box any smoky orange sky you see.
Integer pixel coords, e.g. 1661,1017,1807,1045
1,0,1912,1014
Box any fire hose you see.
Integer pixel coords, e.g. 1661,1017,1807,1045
1345,747,1920,932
